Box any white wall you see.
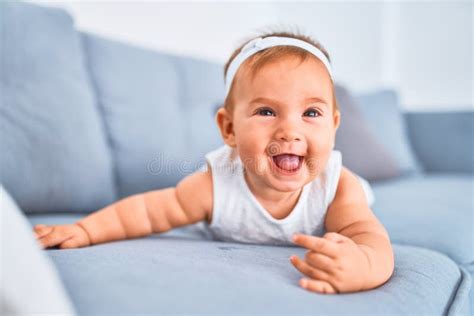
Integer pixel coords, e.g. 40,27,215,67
397,2,472,109
30,1,473,111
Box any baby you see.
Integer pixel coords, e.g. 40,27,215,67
34,31,394,294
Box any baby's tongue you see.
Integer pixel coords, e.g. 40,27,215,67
273,154,300,171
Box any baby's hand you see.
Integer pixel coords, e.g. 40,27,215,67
290,232,371,294
34,224,91,249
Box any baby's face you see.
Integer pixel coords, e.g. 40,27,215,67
220,55,340,193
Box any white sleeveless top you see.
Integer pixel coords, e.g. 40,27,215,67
199,145,366,246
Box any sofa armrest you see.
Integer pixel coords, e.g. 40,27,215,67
404,111,473,173
0,185,75,315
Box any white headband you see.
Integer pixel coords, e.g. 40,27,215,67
225,36,333,95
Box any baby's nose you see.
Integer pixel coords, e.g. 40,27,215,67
275,128,302,142
274,116,304,142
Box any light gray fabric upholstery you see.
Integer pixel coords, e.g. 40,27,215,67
334,85,401,181
406,111,474,173
81,33,224,198
371,174,474,265
356,89,423,177
0,2,117,214
27,213,471,316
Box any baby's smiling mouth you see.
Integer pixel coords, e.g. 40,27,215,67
271,153,304,172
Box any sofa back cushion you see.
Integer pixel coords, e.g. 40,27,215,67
0,2,117,213
334,85,401,181
405,111,474,173
81,33,225,198
355,90,422,176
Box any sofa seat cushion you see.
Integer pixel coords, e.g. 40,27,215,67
371,174,473,265
28,215,470,315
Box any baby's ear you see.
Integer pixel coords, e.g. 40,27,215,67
333,110,341,131
215,107,236,147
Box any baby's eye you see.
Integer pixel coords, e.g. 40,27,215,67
257,108,275,116
303,109,321,117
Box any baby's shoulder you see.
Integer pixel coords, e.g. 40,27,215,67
176,169,214,221
330,166,368,206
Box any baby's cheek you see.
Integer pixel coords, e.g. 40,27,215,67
305,148,332,177
240,153,268,176
236,142,258,167
255,155,271,176
305,157,323,178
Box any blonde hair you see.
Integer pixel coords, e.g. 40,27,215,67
223,30,339,114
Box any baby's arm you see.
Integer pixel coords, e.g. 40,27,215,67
34,170,213,249
290,166,394,294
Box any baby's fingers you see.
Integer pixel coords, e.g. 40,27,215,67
34,224,53,239
301,278,338,294
290,255,331,282
59,237,83,249
292,234,339,259
37,227,71,249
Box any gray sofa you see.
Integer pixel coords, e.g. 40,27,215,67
1,2,472,315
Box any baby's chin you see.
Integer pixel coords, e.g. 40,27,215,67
267,170,314,192
265,179,307,193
